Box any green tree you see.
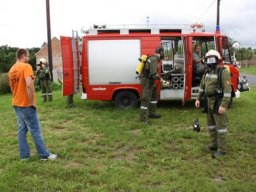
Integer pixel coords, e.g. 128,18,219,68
0,46,40,72
236,48,254,61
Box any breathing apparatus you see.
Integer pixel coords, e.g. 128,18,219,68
136,55,148,75
205,50,221,69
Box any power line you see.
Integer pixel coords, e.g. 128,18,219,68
198,0,216,22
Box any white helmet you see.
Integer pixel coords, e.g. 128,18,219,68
39,58,47,64
205,50,221,60
205,50,221,68
232,42,240,50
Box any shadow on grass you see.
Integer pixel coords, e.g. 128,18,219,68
72,98,197,112
157,100,195,109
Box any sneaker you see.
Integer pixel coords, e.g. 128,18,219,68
41,153,57,161
148,114,161,118
20,153,34,161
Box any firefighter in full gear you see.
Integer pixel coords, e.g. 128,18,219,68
36,58,53,102
140,47,164,124
195,50,232,158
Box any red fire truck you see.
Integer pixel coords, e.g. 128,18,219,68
60,25,248,108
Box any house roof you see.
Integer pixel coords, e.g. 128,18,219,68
35,36,60,56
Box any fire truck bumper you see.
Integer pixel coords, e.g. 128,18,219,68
235,90,240,99
81,93,87,100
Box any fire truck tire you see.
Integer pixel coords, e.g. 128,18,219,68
113,91,138,109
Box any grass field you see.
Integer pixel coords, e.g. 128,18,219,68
240,65,256,75
0,88,255,192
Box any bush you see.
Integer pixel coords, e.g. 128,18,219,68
0,73,11,94
35,79,62,92
0,72,62,94
52,81,62,91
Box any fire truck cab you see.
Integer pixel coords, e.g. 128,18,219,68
61,26,241,108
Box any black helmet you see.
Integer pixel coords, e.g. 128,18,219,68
155,47,164,54
155,47,164,60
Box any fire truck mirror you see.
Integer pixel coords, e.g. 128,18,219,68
222,37,229,49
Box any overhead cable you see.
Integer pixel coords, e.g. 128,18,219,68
198,0,216,22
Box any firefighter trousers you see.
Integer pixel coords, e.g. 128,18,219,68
40,79,52,102
206,98,228,152
140,78,158,122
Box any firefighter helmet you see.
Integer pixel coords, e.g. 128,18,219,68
155,47,164,54
205,50,221,68
155,47,164,60
39,58,47,64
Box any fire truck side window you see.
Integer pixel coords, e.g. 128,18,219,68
162,41,174,62
222,48,232,64
174,39,185,67
193,37,215,56
161,38,184,73
192,37,215,86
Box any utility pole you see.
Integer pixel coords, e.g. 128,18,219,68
216,0,221,33
46,0,53,81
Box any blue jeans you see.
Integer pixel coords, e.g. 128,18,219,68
14,106,50,159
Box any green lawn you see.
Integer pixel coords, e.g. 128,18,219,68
239,65,256,75
0,88,255,192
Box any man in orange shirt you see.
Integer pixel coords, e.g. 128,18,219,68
8,48,57,161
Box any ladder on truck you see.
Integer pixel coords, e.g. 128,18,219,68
71,30,81,94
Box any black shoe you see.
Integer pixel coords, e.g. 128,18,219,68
211,151,226,158
148,114,161,118
209,146,218,152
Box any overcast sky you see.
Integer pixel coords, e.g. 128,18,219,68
0,0,255,48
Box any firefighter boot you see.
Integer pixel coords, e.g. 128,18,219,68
212,131,227,158
48,93,52,102
148,102,161,118
43,94,47,102
66,95,74,108
140,105,149,124
212,151,226,158
208,127,218,152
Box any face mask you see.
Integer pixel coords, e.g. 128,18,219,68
206,57,218,68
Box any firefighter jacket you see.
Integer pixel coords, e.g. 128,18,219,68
197,66,232,109
36,67,51,80
143,55,160,80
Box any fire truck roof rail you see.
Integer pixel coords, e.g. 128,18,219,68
83,24,192,35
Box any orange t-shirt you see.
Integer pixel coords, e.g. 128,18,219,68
8,62,36,107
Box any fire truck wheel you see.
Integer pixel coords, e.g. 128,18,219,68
114,91,138,109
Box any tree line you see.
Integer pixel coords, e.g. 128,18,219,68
0,45,40,73
236,47,255,61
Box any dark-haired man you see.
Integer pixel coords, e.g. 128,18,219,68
8,49,57,161
193,45,205,76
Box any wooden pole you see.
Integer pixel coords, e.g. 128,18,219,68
46,0,53,81
216,0,221,33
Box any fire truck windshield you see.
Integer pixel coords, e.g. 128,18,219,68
192,36,216,57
